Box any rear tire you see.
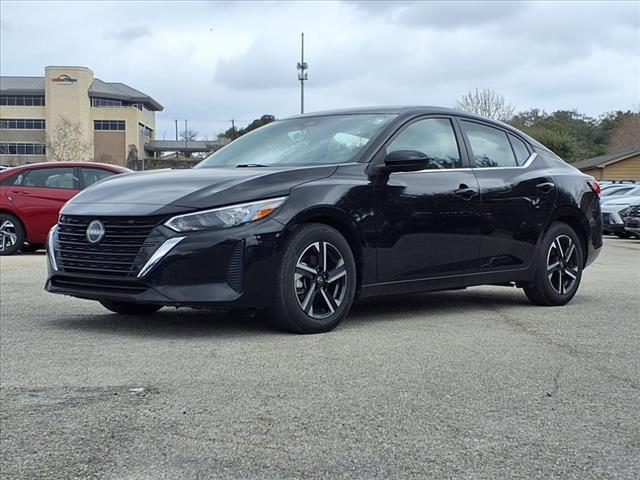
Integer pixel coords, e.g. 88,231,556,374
0,213,25,256
523,222,583,306
269,223,356,334
99,300,162,315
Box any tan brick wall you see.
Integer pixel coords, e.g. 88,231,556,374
94,131,126,165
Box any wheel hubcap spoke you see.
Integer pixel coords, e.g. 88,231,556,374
0,220,17,251
294,240,347,320
546,234,579,295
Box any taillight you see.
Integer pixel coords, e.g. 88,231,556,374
587,180,601,197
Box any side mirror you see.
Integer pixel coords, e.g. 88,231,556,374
383,150,430,172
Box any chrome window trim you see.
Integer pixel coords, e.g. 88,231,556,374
473,152,537,170
395,152,537,175
137,236,186,278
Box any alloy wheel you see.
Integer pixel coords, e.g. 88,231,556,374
294,241,348,319
546,234,579,295
0,219,17,253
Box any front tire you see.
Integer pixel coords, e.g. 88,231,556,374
269,223,356,334
523,222,583,306
0,213,25,256
99,300,162,315
21,243,44,253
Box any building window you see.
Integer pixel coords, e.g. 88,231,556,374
0,96,45,106
91,97,123,107
138,122,153,137
0,119,46,130
91,97,147,111
94,120,125,131
0,142,46,155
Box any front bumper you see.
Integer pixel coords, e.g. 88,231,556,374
45,218,285,308
602,211,626,234
625,216,640,235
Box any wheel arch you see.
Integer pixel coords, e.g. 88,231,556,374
546,205,590,267
279,206,365,296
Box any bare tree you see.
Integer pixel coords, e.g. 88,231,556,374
46,117,91,162
179,129,198,141
455,88,515,122
609,115,640,152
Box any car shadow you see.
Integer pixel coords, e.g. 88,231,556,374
50,287,532,338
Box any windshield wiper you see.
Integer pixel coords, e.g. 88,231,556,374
235,163,269,168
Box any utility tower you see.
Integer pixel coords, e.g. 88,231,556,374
297,32,308,114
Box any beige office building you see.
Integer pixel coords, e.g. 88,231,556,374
0,66,163,166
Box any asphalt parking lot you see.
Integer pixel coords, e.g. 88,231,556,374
1,237,639,479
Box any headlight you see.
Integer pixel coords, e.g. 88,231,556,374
618,207,631,219
164,196,286,232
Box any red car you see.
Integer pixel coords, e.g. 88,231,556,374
0,162,130,255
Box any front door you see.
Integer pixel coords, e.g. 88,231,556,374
7,166,79,240
374,117,482,283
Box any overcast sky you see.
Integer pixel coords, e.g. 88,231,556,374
1,1,639,138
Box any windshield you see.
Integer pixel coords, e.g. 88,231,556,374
196,114,395,168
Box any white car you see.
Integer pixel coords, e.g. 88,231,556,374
600,185,640,205
602,194,640,238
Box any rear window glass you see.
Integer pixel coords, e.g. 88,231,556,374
509,134,530,165
461,121,518,168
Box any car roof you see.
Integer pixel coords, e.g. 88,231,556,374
284,105,549,152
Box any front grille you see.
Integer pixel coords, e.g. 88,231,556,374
602,213,611,225
629,206,640,217
56,215,165,277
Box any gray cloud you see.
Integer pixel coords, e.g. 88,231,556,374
109,25,152,42
1,0,638,139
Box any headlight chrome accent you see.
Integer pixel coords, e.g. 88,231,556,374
164,196,287,232
46,225,58,271
137,236,186,278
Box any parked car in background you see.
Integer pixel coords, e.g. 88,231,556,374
45,107,602,333
601,193,640,238
624,204,640,238
600,184,640,199
0,162,130,255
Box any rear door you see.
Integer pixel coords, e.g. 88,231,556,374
7,166,80,240
374,116,482,283
457,120,557,271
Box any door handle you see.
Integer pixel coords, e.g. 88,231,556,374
535,182,555,193
454,184,477,200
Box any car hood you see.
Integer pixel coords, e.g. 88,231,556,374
62,165,337,216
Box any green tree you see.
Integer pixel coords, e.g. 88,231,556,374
218,115,276,142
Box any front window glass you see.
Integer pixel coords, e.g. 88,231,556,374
18,167,77,189
196,114,395,168
387,118,462,169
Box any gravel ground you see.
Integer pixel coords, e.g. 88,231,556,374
1,237,639,479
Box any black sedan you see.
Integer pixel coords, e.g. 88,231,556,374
45,107,603,333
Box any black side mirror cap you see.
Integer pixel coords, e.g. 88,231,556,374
383,150,430,172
